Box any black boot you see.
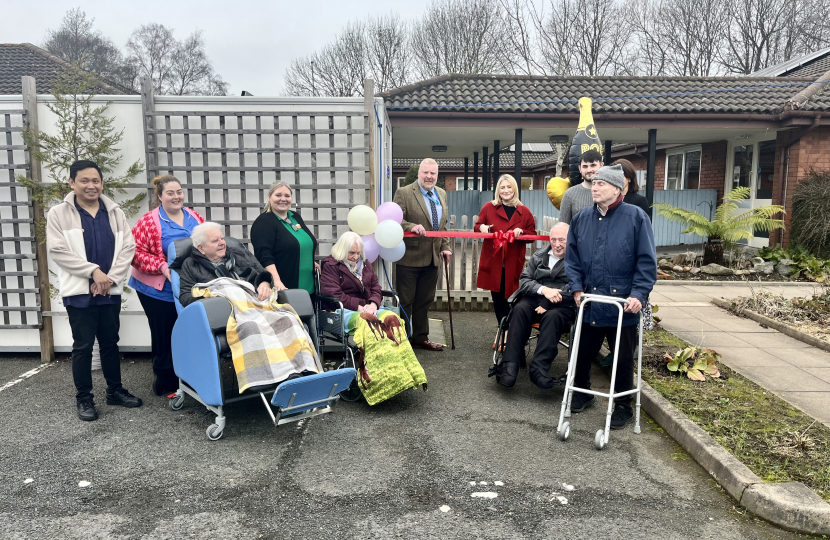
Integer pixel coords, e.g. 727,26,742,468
497,362,519,388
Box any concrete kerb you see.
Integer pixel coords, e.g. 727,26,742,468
640,382,830,535
711,296,830,354
656,280,814,287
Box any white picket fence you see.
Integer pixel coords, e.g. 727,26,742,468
430,214,558,311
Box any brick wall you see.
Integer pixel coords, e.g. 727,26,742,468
772,126,830,247
623,150,666,190
699,141,727,202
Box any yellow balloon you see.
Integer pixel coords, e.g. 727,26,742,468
546,177,571,210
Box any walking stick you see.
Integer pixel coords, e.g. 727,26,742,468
443,256,455,350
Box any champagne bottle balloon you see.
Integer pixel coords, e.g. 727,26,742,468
567,97,603,186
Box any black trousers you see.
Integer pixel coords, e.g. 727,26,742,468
395,263,438,343
574,323,638,407
490,267,511,326
66,303,123,402
137,291,179,386
503,296,575,378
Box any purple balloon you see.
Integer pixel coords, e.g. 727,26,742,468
379,241,406,263
376,202,403,224
362,234,380,263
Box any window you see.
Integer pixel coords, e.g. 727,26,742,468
665,147,702,190
521,177,533,191
456,176,482,190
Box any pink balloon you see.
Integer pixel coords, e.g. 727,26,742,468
362,234,380,263
376,202,403,224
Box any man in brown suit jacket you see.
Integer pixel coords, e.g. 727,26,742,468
393,158,452,351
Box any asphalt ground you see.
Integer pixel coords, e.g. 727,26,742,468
0,312,798,539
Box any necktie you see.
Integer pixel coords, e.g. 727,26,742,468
427,191,439,230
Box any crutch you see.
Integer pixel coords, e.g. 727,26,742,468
443,257,455,350
557,294,643,450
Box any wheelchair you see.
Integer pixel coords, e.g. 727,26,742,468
166,237,356,440
313,259,407,402
489,296,575,382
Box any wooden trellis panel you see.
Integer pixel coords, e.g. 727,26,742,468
141,84,370,254
0,109,39,329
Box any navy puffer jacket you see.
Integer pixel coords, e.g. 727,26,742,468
565,200,657,327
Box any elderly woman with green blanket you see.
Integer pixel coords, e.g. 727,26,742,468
320,232,427,405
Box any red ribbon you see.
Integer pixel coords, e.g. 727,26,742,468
492,230,515,254
403,231,550,242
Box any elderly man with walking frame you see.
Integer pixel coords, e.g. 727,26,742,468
564,163,657,430
495,223,575,389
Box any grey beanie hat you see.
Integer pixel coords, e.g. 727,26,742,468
594,164,625,191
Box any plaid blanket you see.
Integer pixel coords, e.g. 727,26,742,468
191,277,321,393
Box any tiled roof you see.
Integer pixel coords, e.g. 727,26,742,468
393,152,557,170
379,74,830,114
752,48,830,78
0,43,136,95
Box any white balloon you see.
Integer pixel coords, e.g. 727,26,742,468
379,242,406,262
375,220,404,249
347,205,378,235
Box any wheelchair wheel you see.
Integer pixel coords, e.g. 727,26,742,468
169,393,185,411
492,321,506,366
206,424,224,441
337,348,362,402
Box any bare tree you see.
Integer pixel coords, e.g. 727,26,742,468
720,0,792,74
499,0,541,75
125,24,228,95
42,8,129,85
283,22,367,97
410,0,513,80
365,14,410,92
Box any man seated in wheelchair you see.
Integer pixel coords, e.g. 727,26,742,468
320,231,427,405
179,222,321,392
496,223,575,389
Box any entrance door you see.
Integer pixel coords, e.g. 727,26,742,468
727,138,776,248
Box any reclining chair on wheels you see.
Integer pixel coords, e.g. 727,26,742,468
166,237,356,440
313,259,408,402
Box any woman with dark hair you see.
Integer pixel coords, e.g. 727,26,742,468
612,159,652,220
130,175,204,395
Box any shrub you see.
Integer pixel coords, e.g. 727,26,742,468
791,170,830,258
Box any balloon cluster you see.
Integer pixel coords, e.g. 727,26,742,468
347,202,407,262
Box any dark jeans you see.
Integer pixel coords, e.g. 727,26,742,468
503,296,575,379
66,303,123,402
395,263,438,343
574,323,638,407
490,267,511,326
137,291,179,386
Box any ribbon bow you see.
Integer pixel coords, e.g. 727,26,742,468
492,230,516,254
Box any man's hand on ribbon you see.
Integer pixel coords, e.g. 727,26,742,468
411,224,426,236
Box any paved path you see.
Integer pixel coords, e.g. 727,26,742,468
653,282,830,427
0,312,794,539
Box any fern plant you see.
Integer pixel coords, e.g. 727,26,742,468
653,187,785,265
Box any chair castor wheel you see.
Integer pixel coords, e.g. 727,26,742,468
560,422,570,441
206,424,224,441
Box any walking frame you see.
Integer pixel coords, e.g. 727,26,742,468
556,293,644,450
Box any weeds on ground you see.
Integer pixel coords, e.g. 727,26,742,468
643,328,830,500
730,284,830,342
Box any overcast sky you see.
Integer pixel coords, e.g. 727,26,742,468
4,0,433,95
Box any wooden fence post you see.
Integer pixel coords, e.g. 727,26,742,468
140,77,157,203
22,76,55,362
364,79,375,209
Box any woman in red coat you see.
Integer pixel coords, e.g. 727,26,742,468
475,174,538,348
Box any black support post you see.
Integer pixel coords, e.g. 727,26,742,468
464,157,469,191
493,139,500,187
482,146,489,193
473,152,479,191
514,129,523,196
604,140,613,164
646,129,656,219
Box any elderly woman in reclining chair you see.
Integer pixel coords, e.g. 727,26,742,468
177,222,321,393
320,231,427,405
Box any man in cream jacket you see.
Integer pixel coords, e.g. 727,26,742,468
47,160,141,421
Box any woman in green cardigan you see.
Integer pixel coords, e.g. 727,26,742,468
251,182,319,294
